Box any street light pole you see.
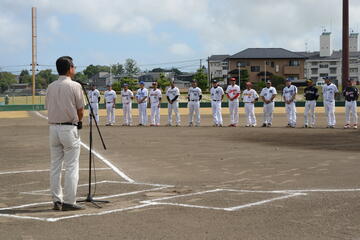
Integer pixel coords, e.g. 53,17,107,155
342,0,349,89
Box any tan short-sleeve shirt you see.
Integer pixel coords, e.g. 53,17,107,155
45,76,84,124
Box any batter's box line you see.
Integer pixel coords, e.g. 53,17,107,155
20,180,173,196
141,189,307,212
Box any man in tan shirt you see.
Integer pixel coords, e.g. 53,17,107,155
45,56,85,211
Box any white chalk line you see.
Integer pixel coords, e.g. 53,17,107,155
34,111,135,183
0,168,111,176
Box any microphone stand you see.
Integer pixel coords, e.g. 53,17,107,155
77,82,109,208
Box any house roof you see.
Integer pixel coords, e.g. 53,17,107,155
228,48,306,59
209,55,230,61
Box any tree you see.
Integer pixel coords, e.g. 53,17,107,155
150,68,166,73
74,72,88,83
19,70,31,84
271,75,285,90
111,63,125,76
240,69,249,89
157,73,170,91
124,59,140,77
254,81,266,93
0,72,17,92
121,77,138,91
37,69,57,86
83,65,110,79
193,68,208,91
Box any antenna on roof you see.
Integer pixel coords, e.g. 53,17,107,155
305,41,309,53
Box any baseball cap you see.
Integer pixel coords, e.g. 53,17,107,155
212,80,218,83
285,78,291,82
230,78,236,81
139,81,145,85
306,79,313,84
266,80,271,84
152,82,157,85
123,83,129,87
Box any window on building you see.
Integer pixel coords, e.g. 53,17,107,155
271,62,275,68
311,77,318,82
319,73,329,78
350,68,358,73
330,68,337,74
350,59,358,64
319,64,329,68
251,66,260,72
329,61,337,65
222,66,228,70
311,62,318,66
289,60,300,66
311,68,318,75
237,61,249,67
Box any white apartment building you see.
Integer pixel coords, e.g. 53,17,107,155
208,55,229,83
299,32,360,86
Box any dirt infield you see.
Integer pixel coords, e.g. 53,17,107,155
0,109,360,240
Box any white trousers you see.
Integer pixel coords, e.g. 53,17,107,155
304,100,316,126
285,102,297,126
88,103,99,123
106,103,115,124
324,101,336,126
49,125,80,205
168,101,180,125
245,103,256,125
345,101,358,125
150,104,160,125
263,102,274,124
138,102,148,125
123,103,132,125
188,101,200,125
211,100,223,125
229,101,239,125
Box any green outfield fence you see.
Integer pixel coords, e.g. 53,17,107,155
0,101,353,111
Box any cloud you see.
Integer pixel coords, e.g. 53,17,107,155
47,16,60,34
169,43,194,56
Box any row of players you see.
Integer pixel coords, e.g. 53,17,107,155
87,77,359,129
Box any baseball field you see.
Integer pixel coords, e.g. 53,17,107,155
1,107,360,240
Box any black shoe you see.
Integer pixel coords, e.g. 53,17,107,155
304,124,308,128
262,123,267,127
267,123,272,127
61,203,85,211
53,201,62,211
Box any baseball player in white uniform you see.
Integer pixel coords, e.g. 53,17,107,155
87,84,100,123
322,77,339,128
136,81,148,126
343,80,359,129
260,81,277,127
242,82,259,127
121,83,134,126
104,85,117,126
188,81,202,127
166,81,181,126
226,78,241,127
149,82,162,126
283,79,298,128
210,80,224,127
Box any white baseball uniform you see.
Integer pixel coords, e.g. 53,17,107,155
210,86,224,125
136,88,148,125
260,87,277,125
226,84,241,125
242,89,259,126
322,83,338,127
166,87,181,125
121,89,134,125
149,88,162,126
283,85,298,126
88,89,100,123
104,89,116,125
188,87,202,126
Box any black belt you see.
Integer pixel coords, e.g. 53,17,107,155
190,100,199,102
54,122,77,126
212,100,220,102
107,102,112,104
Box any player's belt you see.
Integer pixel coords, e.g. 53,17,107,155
53,122,77,126
212,100,220,102
190,100,199,101
106,102,112,103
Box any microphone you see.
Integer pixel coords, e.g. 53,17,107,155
75,80,89,86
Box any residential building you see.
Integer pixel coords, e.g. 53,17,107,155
299,32,360,85
208,55,229,84
227,48,306,84
89,72,112,90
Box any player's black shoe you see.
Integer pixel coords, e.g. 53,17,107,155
262,123,267,127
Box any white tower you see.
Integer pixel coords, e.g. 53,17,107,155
349,33,359,52
320,32,331,57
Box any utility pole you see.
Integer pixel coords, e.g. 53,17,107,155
342,0,349,90
207,57,211,87
264,61,267,82
238,63,241,88
31,7,37,104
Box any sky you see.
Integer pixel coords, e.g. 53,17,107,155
1,0,360,74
